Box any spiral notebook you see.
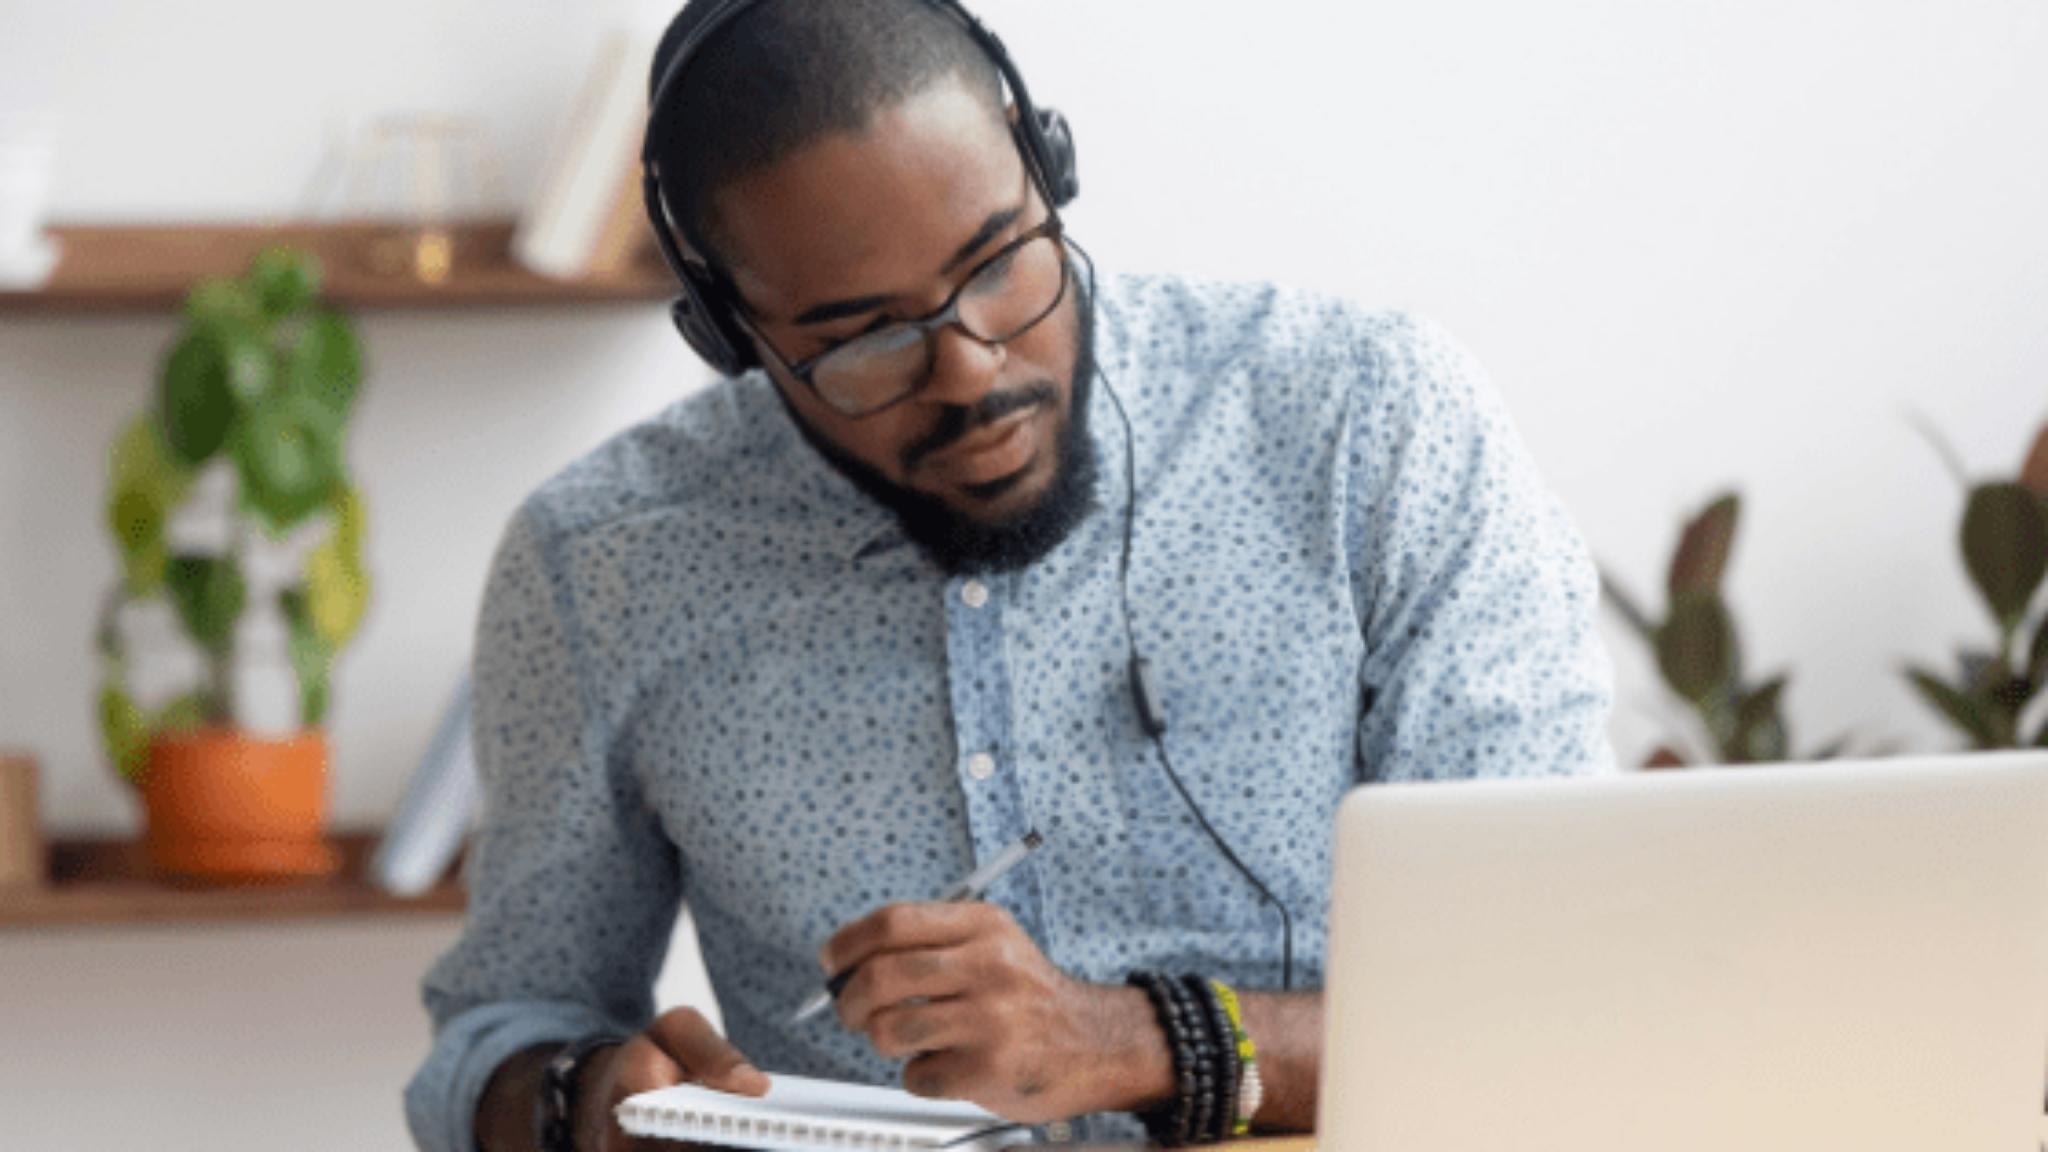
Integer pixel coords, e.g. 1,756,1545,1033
615,1074,1033,1150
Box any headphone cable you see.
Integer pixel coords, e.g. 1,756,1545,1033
1070,239,1296,992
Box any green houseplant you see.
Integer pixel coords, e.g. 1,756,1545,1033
97,248,370,879
1905,420,2048,749
1601,492,1851,767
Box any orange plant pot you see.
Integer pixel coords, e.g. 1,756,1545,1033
140,728,340,882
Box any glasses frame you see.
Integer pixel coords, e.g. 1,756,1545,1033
735,213,1071,420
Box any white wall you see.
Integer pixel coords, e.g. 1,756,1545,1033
5,0,2046,826
0,1,2044,1149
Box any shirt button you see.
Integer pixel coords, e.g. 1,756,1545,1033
1044,1120,1074,1143
960,579,990,609
966,753,997,781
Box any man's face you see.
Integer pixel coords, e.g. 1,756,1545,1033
710,78,1086,528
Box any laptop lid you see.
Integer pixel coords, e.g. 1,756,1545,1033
1317,752,2048,1151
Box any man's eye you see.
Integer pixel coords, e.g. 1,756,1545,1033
817,317,895,357
981,251,1019,283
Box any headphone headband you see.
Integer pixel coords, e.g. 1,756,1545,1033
640,0,1080,377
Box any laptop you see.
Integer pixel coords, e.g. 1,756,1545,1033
1316,752,2048,1151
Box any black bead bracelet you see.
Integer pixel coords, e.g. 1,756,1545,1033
1129,969,1237,1146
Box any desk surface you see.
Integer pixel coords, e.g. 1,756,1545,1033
1073,1131,1310,1139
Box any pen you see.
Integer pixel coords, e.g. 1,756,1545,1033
791,828,1046,1025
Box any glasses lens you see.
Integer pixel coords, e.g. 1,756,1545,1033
812,324,931,416
809,231,1067,417
959,234,1067,343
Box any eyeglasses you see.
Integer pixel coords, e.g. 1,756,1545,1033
742,216,1071,419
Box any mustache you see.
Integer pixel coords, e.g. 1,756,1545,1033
901,381,1058,473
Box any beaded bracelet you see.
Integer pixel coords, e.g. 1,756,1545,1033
1128,970,1197,1146
1183,975,1240,1143
1209,979,1260,1136
1130,969,1251,1146
1168,976,1219,1144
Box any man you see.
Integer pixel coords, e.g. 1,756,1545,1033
406,1,1615,1149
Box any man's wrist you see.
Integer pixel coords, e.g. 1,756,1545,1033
1086,983,1179,1116
569,1041,624,1152
477,1045,561,1152
539,1034,628,1152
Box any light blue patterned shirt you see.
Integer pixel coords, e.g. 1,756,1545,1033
406,272,1615,1151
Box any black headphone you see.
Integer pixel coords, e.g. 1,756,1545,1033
639,0,1081,378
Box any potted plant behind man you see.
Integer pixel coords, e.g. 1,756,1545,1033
1904,419,2048,749
1600,492,1862,766
97,249,371,881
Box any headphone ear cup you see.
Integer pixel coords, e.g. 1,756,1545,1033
670,275,757,377
1029,106,1080,207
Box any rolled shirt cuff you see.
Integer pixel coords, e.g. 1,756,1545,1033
405,999,632,1152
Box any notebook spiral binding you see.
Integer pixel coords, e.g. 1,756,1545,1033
627,1101,930,1148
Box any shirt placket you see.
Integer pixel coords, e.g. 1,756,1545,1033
940,572,1047,934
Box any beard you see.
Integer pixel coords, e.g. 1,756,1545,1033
785,276,1100,577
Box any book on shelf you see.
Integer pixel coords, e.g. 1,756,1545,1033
370,676,477,897
514,28,659,281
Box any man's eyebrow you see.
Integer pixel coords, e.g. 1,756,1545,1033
792,200,1029,328
940,202,1026,276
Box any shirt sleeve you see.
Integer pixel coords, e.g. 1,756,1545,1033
1343,313,1617,781
405,501,686,1152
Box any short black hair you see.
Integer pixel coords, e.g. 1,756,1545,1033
647,0,1007,265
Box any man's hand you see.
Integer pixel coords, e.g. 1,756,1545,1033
823,902,1174,1124
575,1007,771,1151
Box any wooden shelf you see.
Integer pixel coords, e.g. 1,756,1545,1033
0,830,465,929
0,219,673,313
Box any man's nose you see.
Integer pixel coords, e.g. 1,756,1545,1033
916,324,1006,410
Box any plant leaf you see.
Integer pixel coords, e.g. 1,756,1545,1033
2029,614,2048,686
286,310,361,420
98,682,149,785
2020,422,2048,497
164,555,246,656
1809,733,1855,761
159,331,240,466
305,547,368,649
233,389,343,533
1657,592,1737,702
1961,483,2048,630
152,692,213,734
1598,568,1658,643
183,276,264,334
105,416,191,596
1986,672,2037,720
1643,746,1688,769
305,487,370,648
1904,408,1970,489
1733,676,1790,763
1667,493,1741,598
1956,648,2001,693
1906,665,2003,748
248,247,322,320
280,588,333,728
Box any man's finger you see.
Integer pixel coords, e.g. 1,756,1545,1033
834,944,974,1032
645,1008,772,1096
822,900,1005,978
608,1034,684,1097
